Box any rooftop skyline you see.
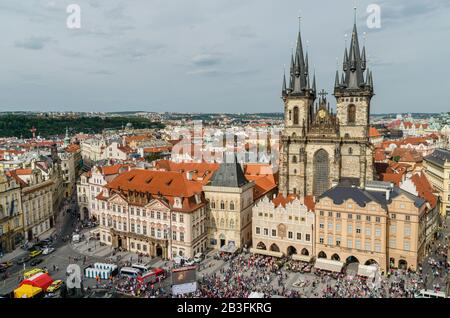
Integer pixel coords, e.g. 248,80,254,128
1,0,449,113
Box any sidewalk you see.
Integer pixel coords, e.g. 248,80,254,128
0,247,26,263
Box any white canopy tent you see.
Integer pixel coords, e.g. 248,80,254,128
250,248,283,258
357,264,378,277
292,254,312,262
314,258,344,273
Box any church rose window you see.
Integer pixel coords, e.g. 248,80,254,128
313,149,329,197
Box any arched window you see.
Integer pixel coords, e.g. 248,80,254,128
229,201,235,211
293,107,299,125
211,201,215,209
220,218,224,228
313,149,330,197
229,219,234,229
220,201,225,210
349,147,353,155
292,156,297,163
348,104,356,125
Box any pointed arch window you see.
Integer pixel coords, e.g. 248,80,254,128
348,104,356,125
220,201,225,210
230,201,235,211
293,107,299,125
292,155,297,163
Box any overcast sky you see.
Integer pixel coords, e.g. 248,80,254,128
0,0,449,114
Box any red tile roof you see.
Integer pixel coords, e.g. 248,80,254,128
410,172,437,209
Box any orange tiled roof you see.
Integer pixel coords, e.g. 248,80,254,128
65,144,80,153
391,148,423,163
100,164,133,176
369,127,381,138
410,172,437,209
381,173,404,186
103,169,205,212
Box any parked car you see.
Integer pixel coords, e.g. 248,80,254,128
194,253,205,263
16,256,31,265
46,280,64,293
185,259,195,266
30,258,44,266
29,250,43,258
42,247,55,255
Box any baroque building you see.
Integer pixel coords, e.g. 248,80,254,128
279,19,375,197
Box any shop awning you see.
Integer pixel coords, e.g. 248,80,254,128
250,248,284,258
220,243,238,254
20,272,54,291
357,265,378,277
314,258,344,273
292,254,312,262
14,285,42,298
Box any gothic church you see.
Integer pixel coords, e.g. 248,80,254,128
279,18,375,197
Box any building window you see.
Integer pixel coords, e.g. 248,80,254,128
327,222,333,230
220,201,225,209
355,239,361,250
271,229,277,237
336,213,341,219
320,211,324,216
264,228,269,236
211,201,215,209
405,215,411,221
230,201,235,210
347,239,353,248
172,231,177,241
328,212,333,217
179,215,184,223
180,232,184,242
366,216,371,222
319,237,324,244
293,106,299,125
151,228,155,237
305,234,310,241
375,217,380,223
356,215,361,221
356,228,361,234
172,213,177,222
375,228,381,237
327,236,333,245
336,223,341,232
390,224,397,234
157,212,161,219
389,239,396,248
348,104,356,125
348,214,352,219
292,156,297,164
391,214,396,219
336,238,341,246
143,225,147,235
288,231,293,239
404,241,410,251
375,243,381,252
365,241,371,251
297,233,301,240
365,227,371,236
404,226,411,236
320,223,324,229
256,227,260,235
347,224,353,233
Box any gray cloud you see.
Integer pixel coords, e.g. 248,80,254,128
191,54,223,67
14,36,54,50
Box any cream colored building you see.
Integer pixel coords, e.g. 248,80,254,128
424,149,450,217
95,169,208,259
315,181,426,272
80,137,107,163
252,194,314,260
0,173,23,254
204,158,254,250
14,170,55,241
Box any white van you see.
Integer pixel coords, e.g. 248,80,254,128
131,263,152,273
120,267,141,278
415,289,446,298
72,234,80,243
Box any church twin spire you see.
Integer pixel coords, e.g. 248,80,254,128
283,13,374,99
282,17,316,98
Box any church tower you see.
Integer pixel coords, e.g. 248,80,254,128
279,19,316,197
334,16,375,188
281,19,316,139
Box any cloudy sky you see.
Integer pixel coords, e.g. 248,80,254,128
0,0,449,114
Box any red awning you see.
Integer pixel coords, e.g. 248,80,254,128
20,273,54,291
